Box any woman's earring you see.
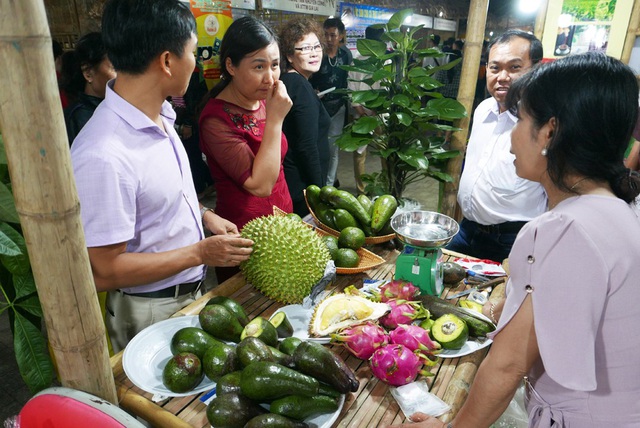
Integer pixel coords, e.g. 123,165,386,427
541,148,548,156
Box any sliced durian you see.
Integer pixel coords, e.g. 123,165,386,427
309,293,390,337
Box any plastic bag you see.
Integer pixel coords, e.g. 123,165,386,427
390,381,451,420
491,382,528,428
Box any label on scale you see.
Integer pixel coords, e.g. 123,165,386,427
412,263,421,275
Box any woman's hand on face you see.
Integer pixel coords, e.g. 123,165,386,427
388,413,446,428
265,80,292,123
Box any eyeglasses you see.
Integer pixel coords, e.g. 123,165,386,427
294,44,323,54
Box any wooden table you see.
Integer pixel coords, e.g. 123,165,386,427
110,246,489,428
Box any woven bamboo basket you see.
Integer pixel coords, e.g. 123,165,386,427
272,206,385,274
302,190,396,244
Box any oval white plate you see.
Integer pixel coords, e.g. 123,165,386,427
123,316,215,397
271,304,331,344
438,337,492,358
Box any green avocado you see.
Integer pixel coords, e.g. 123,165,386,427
162,352,204,393
431,314,469,350
170,327,222,360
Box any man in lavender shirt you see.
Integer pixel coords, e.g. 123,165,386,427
71,0,253,352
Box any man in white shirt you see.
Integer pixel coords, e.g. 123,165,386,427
446,30,547,262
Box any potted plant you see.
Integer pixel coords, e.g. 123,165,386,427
0,134,55,393
336,9,466,201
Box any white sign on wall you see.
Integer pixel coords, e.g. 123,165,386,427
433,17,456,32
262,0,337,15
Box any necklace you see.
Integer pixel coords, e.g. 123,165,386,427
570,177,589,191
328,54,338,67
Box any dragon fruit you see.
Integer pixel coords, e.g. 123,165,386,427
331,322,389,360
370,344,429,386
389,324,441,354
379,299,430,329
377,280,420,302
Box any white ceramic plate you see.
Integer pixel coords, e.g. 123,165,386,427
271,304,331,344
304,393,345,428
438,337,492,358
438,309,495,358
123,316,215,397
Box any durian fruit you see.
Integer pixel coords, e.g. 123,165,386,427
240,215,331,304
309,293,390,337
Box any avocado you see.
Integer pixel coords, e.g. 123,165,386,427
236,336,275,368
442,262,466,285
162,352,204,393
206,391,266,427
170,327,221,359
270,394,339,421
216,371,243,395
431,314,469,350
241,316,279,347
269,311,294,338
245,413,309,428
205,295,250,326
202,342,239,382
199,304,244,343
278,337,303,356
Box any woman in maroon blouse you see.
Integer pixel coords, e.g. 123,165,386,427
199,16,293,282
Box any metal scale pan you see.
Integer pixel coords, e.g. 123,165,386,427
391,211,459,295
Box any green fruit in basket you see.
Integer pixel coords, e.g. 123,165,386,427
240,215,331,304
322,235,339,259
334,248,360,268
327,190,371,227
314,204,337,229
162,352,204,393
319,185,338,203
333,208,358,231
305,184,322,210
357,194,374,216
371,195,398,233
338,227,366,250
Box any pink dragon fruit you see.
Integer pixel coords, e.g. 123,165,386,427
370,344,429,386
379,299,430,329
331,322,389,360
377,280,420,302
389,324,441,354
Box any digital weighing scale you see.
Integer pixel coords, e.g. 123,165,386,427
391,211,459,296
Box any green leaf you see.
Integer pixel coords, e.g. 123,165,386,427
352,116,381,134
357,39,388,58
13,310,54,393
14,292,43,318
0,134,7,165
432,150,461,160
425,98,468,120
384,31,405,48
0,226,21,257
352,90,380,104
372,68,394,81
335,132,371,152
0,223,30,274
395,112,413,126
0,181,19,224
13,271,37,300
428,170,454,182
391,94,411,108
387,9,413,30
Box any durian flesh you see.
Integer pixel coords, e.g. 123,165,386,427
240,215,331,305
309,293,390,336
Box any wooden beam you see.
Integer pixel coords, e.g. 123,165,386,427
0,0,116,404
621,0,640,65
441,0,489,219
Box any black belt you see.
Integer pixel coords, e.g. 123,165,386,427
467,219,527,234
122,280,202,299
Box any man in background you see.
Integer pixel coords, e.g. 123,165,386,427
446,30,546,262
310,17,352,188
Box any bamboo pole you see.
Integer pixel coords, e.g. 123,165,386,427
441,0,489,219
0,0,117,404
533,0,549,41
621,0,640,65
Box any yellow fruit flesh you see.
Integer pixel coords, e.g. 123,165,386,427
320,299,373,330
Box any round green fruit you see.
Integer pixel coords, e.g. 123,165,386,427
338,227,366,250
322,235,339,259
334,248,360,268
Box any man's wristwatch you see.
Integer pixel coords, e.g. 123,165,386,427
200,206,214,220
